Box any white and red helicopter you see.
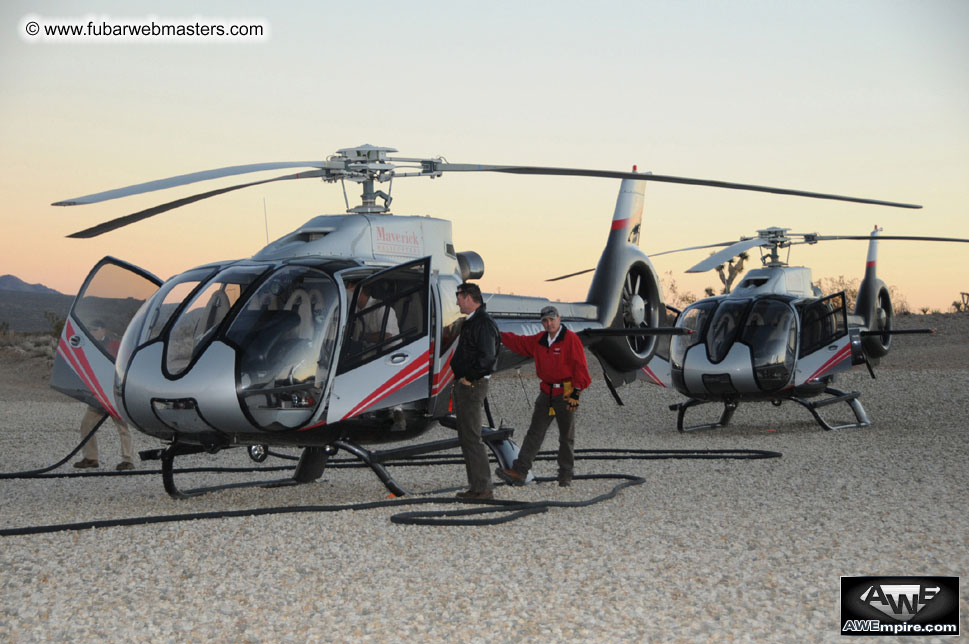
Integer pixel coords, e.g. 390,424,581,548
49,145,924,496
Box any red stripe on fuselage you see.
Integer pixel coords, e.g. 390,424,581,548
640,365,665,387
60,322,119,418
805,343,851,382
341,349,431,420
611,218,628,231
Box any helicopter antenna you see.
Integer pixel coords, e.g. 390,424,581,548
262,198,269,245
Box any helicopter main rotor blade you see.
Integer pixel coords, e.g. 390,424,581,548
437,163,922,209
808,234,969,243
686,238,772,273
53,161,332,206
545,268,596,282
67,170,327,238
648,241,739,257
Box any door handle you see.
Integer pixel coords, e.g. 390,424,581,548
389,353,408,365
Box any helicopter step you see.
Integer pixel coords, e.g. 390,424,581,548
142,426,520,499
789,387,871,431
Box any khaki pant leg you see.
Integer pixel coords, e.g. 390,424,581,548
79,406,103,461
115,419,134,463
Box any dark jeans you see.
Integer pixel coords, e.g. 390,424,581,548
453,378,492,493
513,392,575,482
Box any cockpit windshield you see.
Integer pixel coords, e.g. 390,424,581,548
671,296,797,393
225,266,340,430
741,298,796,391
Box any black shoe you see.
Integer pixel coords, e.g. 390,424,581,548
496,468,526,486
115,461,135,471
455,489,494,500
73,458,99,469
558,479,572,488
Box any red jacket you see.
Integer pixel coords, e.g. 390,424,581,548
500,325,591,392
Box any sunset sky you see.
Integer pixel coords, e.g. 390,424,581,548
3,1,967,312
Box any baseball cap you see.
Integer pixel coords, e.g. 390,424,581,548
540,305,559,320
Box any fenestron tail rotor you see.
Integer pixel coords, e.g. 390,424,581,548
55,144,925,240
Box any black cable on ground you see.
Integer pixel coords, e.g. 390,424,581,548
391,474,646,526
0,414,106,479
0,448,781,535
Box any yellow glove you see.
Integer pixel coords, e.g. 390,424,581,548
563,380,578,411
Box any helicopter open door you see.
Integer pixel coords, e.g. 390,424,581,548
50,257,162,417
326,258,432,423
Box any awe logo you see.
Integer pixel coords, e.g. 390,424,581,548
859,584,939,621
840,576,960,637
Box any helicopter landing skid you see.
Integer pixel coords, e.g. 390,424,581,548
145,443,299,500
789,387,871,431
670,399,738,432
329,426,519,497
146,427,520,500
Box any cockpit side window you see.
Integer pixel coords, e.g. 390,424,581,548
338,259,429,374
165,266,267,376
141,268,215,345
71,262,160,361
670,300,717,370
798,293,847,358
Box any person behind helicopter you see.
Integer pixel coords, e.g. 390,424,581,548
73,319,136,471
345,280,399,346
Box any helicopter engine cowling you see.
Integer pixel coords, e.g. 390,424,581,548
587,249,665,371
858,280,893,358
456,251,485,280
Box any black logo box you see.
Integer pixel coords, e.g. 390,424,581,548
841,576,959,636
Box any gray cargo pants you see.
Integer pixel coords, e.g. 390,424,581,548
453,378,493,493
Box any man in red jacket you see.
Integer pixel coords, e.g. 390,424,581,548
496,305,591,487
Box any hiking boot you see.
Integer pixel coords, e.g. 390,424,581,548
496,468,526,486
115,461,135,471
455,489,494,500
73,458,99,469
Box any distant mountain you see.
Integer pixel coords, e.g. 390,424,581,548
0,275,63,295
0,277,74,332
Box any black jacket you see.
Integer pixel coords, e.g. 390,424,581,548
451,304,501,381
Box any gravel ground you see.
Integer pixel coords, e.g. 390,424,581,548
1,314,967,643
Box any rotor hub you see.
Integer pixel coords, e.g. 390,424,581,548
626,293,646,326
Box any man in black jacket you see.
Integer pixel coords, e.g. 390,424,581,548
451,282,501,499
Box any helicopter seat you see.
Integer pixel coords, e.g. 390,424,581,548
284,288,314,340
395,291,424,341
233,309,301,373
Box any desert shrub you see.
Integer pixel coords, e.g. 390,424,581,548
660,271,698,310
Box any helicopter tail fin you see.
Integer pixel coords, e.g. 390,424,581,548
584,177,667,371
854,225,893,357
